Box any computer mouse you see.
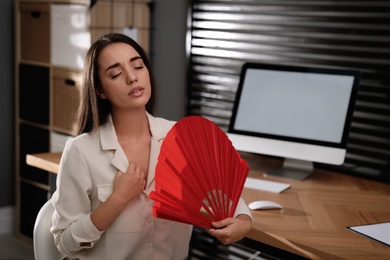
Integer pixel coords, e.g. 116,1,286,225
248,200,283,210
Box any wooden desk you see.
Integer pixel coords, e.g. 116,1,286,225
241,153,390,260
26,152,390,259
26,152,62,174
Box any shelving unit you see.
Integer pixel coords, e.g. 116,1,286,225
14,0,151,241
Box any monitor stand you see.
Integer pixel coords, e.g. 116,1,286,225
264,158,313,181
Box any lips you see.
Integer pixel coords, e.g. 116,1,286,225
128,86,144,96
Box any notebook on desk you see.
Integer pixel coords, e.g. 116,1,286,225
347,221,390,247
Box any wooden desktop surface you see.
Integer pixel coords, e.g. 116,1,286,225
26,152,62,174
26,152,390,260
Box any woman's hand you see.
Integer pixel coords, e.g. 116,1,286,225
112,161,146,207
91,161,146,231
207,214,252,245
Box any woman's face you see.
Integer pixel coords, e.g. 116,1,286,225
97,42,151,112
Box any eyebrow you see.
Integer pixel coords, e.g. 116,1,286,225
105,56,142,72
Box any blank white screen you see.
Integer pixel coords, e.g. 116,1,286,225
234,69,355,143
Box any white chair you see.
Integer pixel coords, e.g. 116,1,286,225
33,199,65,260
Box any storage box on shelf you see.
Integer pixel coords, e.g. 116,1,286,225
52,67,83,135
19,2,50,63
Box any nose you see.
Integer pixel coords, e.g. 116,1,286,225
125,68,137,84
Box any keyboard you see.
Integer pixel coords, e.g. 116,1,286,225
244,177,291,193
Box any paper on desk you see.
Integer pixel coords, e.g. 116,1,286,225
347,222,390,247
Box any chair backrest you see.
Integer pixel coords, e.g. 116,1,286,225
33,199,65,260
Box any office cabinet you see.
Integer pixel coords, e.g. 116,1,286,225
14,0,151,241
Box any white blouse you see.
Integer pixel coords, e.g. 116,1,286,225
50,113,251,260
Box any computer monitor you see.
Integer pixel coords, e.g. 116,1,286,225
228,62,360,180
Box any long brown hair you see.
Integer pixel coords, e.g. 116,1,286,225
75,33,156,135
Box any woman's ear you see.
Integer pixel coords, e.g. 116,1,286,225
97,89,107,99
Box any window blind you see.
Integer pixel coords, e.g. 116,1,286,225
187,0,390,182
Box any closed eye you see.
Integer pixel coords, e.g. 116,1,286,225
112,72,121,79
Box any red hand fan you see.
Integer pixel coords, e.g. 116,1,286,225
149,115,249,229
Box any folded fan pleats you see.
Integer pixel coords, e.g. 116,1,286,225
149,116,249,229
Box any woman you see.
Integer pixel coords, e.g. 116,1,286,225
50,33,252,259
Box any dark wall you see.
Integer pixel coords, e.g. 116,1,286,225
150,0,188,121
0,0,14,207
